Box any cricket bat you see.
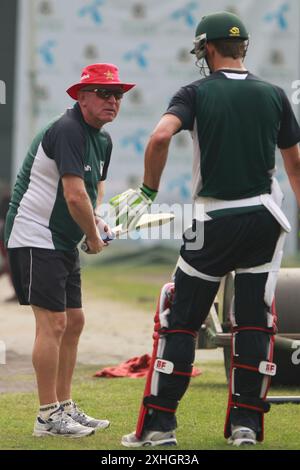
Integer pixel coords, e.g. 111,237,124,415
81,212,175,252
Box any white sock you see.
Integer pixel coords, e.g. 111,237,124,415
39,401,60,420
60,399,74,413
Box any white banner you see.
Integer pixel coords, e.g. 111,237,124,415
13,0,300,253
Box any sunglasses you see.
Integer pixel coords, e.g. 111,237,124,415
82,88,124,100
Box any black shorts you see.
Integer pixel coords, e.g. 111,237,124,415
171,209,282,331
181,208,281,276
8,247,82,312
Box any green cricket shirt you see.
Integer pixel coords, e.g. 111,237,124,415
166,70,300,200
5,103,112,250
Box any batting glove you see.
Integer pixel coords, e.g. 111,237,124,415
109,184,157,231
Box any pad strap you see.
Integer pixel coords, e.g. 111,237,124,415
230,394,271,414
232,355,277,376
143,395,178,414
158,327,197,338
154,358,193,377
232,325,276,335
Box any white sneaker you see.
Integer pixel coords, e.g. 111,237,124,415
121,430,177,447
33,406,95,438
64,402,110,430
228,426,257,446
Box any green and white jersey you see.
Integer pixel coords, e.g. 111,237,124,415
166,70,300,200
5,103,112,250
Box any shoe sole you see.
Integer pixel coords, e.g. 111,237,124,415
121,438,177,448
93,421,110,431
228,437,256,447
33,429,95,438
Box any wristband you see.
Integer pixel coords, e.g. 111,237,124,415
140,183,158,202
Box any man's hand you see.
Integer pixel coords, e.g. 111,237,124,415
84,235,105,254
109,184,157,231
95,216,115,243
82,217,115,253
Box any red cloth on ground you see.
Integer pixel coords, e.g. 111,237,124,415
94,354,202,378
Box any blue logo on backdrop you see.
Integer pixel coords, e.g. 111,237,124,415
170,2,199,28
123,44,149,69
121,129,148,155
168,174,191,200
38,40,56,65
78,0,105,25
263,3,289,31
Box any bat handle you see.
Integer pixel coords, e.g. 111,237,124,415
100,230,116,242
81,231,116,252
81,241,89,252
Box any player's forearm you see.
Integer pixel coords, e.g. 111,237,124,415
66,192,98,240
96,181,105,208
143,133,171,190
281,145,300,207
287,173,300,207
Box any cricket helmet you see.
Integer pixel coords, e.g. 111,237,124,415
190,11,249,60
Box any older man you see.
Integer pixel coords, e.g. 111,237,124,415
5,63,134,437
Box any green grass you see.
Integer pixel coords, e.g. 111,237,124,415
2,261,300,450
0,361,299,450
82,263,173,311
81,257,300,312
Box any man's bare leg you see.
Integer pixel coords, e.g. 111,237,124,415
32,306,67,405
56,308,85,402
56,307,110,430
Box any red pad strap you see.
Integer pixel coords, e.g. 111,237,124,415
143,395,178,414
230,394,271,414
158,328,197,338
154,358,193,377
232,326,275,335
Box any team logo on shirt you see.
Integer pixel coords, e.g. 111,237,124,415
229,26,240,36
84,165,92,172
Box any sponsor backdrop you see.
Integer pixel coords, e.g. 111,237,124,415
13,0,300,253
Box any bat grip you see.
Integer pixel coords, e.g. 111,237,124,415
81,241,89,253
80,231,116,253
100,230,116,242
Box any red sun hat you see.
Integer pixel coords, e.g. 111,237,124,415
66,63,135,100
